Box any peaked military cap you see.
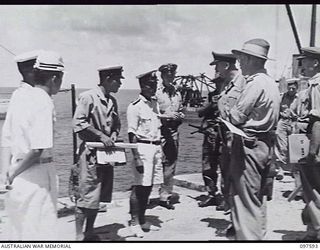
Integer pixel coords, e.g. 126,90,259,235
98,65,125,79
209,52,237,65
34,51,64,72
15,50,43,71
286,78,299,85
158,63,177,73
296,47,320,60
136,70,158,85
14,50,42,63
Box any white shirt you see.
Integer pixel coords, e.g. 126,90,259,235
1,86,55,163
127,94,161,141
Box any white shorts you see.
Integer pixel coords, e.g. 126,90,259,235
5,163,59,240
131,143,163,186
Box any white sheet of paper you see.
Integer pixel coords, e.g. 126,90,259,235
288,134,310,163
96,149,127,164
218,118,250,139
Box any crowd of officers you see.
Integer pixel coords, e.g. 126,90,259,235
1,37,320,241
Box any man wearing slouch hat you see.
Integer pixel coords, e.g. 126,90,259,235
227,39,280,240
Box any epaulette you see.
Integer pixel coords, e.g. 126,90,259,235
246,75,255,83
132,98,141,105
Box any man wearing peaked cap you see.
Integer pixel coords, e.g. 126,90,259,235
98,66,125,81
126,70,162,237
295,46,320,240
33,50,65,96
158,63,177,73
3,50,42,113
155,63,184,210
71,65,123,241
14,50,43,87
136,70,158,85
197,52,246,213
209,52,237,66
225,39,281,240
1,50,65,240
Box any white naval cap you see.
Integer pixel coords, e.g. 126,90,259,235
34,50,64,72
14,50,43,63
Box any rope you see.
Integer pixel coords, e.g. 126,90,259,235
0,43,16,56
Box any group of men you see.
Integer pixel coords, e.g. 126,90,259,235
1,37,320,241
70,62,183,240
196,40,320,241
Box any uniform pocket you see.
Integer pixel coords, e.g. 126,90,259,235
139,113,153,134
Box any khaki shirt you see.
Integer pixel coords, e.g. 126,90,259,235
73,86,120,136
127,94,161,141
156,83,183,114
307,73,320,118
230,71,281,136
218,72,246,120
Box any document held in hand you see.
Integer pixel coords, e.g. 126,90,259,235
288,134,310,164
96,148,127,164
218,118,251,139
86,142,138,165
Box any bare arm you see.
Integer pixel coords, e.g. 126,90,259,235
7,149,43,184
128,132,144,173
0,146,11,185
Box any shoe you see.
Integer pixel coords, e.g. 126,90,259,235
159,200,175,210
141,222,160,232
198,196,218,207
216,200,226,211
98,202,107,212
297,232,319,241
83,233,101,241
226,225,235,238
275,173,284,181
130,224,144,238
294,195,303,201
223,209,231,215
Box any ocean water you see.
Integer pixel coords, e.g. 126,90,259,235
0,87,204,197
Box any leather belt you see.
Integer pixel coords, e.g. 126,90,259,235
137,140,161,145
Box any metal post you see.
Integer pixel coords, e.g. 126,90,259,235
310,4,317,46
71,84,77,164
285,4,302,54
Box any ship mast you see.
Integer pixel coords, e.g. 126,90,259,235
310,4,317,46
285,4,302,54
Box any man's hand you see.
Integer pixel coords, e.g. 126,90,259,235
159,112,184,120
298,153,316,165
110,132,118,142
100,134,115,148
69,164,80,203
135,158,144,174
6,164,17,185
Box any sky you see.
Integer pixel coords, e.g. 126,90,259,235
0,4,318,89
